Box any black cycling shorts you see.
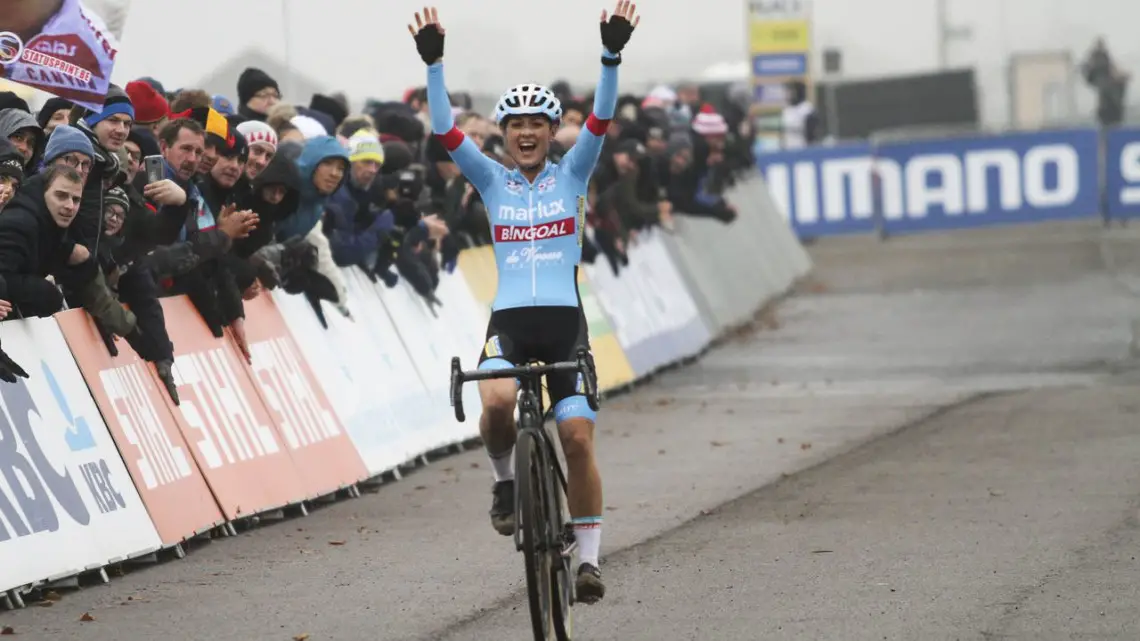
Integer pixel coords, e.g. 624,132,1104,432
478,305,595,415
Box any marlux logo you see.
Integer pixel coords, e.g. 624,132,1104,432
765,143,1083,223
495,220,574,243
498,199,566,222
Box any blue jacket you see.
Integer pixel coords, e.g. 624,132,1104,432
325,179,395,266
274,136,349,241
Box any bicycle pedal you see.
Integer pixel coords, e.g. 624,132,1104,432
561,541,579,559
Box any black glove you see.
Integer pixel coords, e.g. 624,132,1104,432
414,24,445,65
600,12,635,54
0,346,29,384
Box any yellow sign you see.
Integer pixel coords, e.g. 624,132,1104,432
749,19,810,53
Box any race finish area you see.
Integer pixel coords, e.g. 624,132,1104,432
2,219,1138,640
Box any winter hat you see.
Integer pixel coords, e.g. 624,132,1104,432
0,140,23,183
44,125,95,164
295,106,335,137
691,105,728,136
380,140,412,174
348,130,384,164
237,67,279,107
0,92,30,114
83,84,135,128
309,93,348,129
104,186,130,213
36,97,74,128
128,126,161,159
136,76,167,97
125,80,169,125
290,115,326,140
212,94,235,116
237,120,277,151
172,106,234,150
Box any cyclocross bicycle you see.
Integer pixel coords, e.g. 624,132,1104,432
450,348,600,641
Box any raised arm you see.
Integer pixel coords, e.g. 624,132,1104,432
410,8,499,194
562,2,640,183
427,62,498,192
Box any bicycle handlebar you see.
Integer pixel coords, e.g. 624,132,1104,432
449,348,599,423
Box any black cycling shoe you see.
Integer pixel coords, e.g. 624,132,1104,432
576,563,605,604
490,480,516,536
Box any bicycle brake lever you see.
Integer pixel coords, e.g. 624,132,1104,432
450,357,466,422
578,350,600,412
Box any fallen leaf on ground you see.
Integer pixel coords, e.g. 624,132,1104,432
605,506,618,511
36,601,53,607
469,462,480,469
777,437,785,444
800,442,812,450
328,540,345,546
655,398,673,406
657,449,666,455
80,613,95,622
414,485,427,490
43,591,61,602
293,634,311,641
0,626,13,635
710,441,727,447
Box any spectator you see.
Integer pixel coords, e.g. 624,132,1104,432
36,97,74,137
781,80,821,149
1082,37,1130,128
236,120,278,181
0,107,43,172
275,135,351,317
0,140,23,212
0,166,93,318
237,68,281,123
325,130,394,274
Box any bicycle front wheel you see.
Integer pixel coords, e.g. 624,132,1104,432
517,428,554,640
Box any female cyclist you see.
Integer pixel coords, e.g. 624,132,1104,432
409,2,639,603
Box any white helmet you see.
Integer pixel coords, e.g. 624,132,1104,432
493,83,563,125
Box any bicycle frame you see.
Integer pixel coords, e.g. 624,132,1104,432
450,348,599,640
449,347,601,549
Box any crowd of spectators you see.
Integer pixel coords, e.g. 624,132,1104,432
0,66,755,391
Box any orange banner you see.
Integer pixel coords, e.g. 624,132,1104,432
55,309,226,545
158,296,309,519
238,293,368,495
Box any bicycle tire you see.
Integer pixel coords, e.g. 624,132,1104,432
517,427,554,640
550,471,574,641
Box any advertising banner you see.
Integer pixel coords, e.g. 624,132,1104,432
0,0,126,110
55,309,225,545
1105,126,1140,220
0,317,161,592
760,129,1100,236
158,297,309,520
239,293,369,494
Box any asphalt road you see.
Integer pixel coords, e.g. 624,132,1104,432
4,220,1140,641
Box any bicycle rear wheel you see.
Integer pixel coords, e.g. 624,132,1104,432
517,428,554,640
551,488,575,641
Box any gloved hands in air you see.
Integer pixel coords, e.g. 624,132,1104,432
409,7,446,65
600,0,639,55
0,342,28,384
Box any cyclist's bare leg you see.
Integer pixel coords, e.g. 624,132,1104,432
558,414,606,602
479,378,519,535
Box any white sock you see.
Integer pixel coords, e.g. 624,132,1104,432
487,447,514,482
572,517,602,567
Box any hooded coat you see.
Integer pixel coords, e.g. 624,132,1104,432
274,135,348,242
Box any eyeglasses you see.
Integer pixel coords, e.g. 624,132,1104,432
59,155,93,173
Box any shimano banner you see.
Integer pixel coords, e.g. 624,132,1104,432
1105,126,1140,220
758,129,1100,236
757,142,878,237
